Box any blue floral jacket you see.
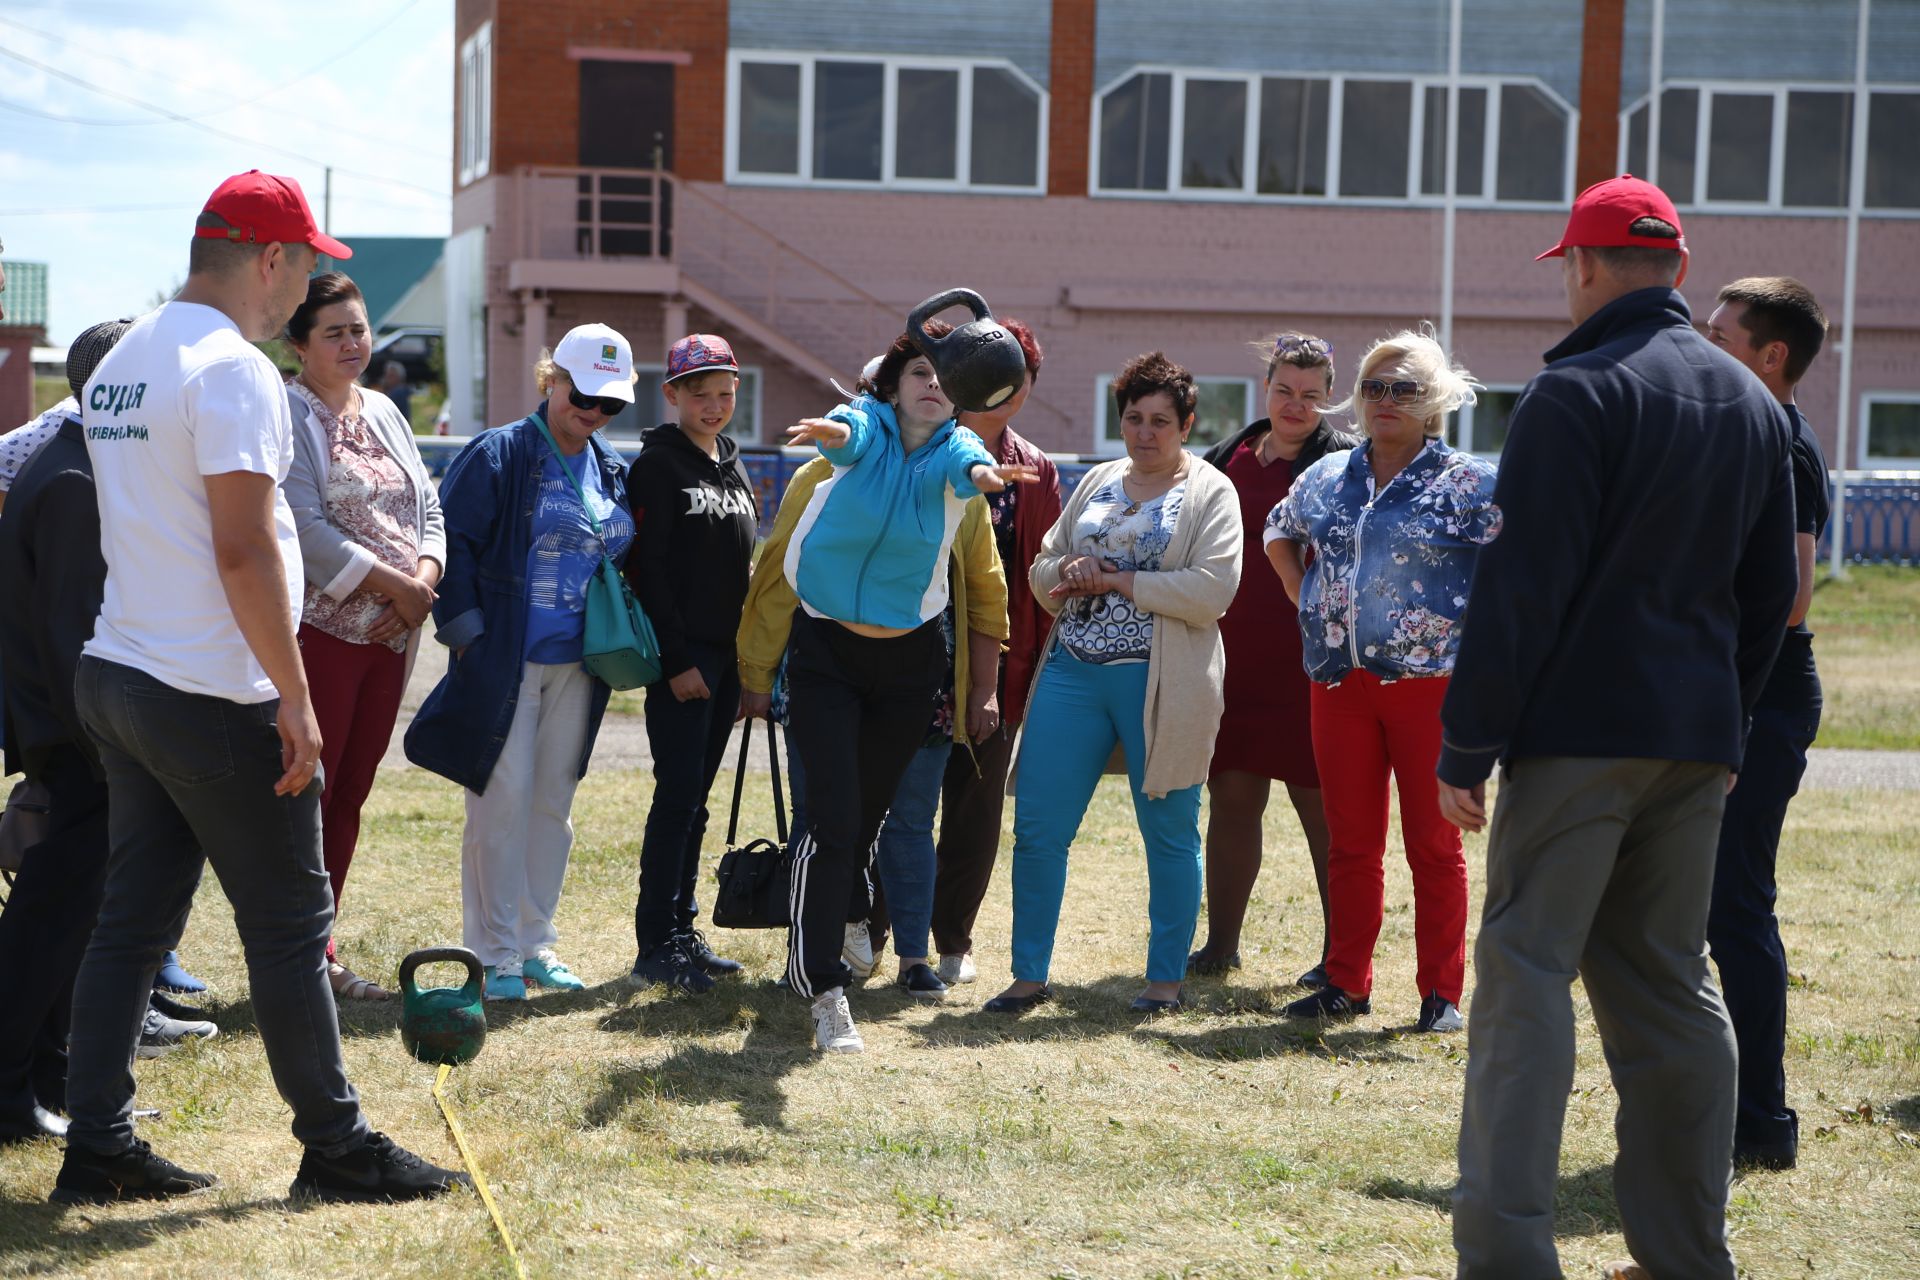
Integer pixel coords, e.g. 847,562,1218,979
1264,439,1501,683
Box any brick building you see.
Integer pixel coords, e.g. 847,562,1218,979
0,259,50,429
446,0,1920,469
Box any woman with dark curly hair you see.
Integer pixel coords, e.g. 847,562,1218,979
985,352,1243,1016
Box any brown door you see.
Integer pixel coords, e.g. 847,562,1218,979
577,60,674,258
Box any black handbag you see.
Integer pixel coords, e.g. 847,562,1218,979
711,718,794,930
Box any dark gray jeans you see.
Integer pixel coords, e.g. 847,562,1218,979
69,655,368,1158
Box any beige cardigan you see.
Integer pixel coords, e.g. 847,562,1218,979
1012,455,1243,799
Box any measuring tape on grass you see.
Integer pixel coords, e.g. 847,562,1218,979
434,1061,528,1280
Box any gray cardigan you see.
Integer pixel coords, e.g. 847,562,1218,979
283,383,447,602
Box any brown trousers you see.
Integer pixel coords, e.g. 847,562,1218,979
930,724,1017,957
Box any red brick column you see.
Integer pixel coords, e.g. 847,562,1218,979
1048,0,1097,197
1576,0,1626,192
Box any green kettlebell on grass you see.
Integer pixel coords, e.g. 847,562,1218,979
398,946,488,1067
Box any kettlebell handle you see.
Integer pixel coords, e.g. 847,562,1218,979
398,946,484,1000
907,288,992,347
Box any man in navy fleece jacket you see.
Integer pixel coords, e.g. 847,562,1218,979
1436,177,1797,1280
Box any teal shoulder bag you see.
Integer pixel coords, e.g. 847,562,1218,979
533,417,663,690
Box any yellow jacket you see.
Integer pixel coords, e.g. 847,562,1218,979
737,456,1009,740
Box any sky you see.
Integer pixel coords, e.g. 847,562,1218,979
0,0,451,344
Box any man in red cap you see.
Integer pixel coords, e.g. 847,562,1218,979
1433,177,1798,1279
55,172,467,1205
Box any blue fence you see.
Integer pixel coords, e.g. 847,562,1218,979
415,440,1920,565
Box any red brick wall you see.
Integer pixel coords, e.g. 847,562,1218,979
463,0,728,186
1576,0,1626,190
0,330,38,428
1048,0,1096,197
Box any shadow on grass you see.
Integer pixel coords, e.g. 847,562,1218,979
0,1188,278,1271
1358,1165,1621,1237
1890,1095,1920,1132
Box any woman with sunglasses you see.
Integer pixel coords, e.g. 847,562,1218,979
1191,333,1356,990
1263,328,1500,1034
405,324,639,1001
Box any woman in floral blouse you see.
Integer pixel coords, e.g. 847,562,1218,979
283,273,445,1001
1264,328,1499,1034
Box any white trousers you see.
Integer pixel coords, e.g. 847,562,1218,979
461,660,594,969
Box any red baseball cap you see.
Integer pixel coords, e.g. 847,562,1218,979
193,170,352,259
1536,174,1685,261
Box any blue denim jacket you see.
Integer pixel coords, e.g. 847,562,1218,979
1264,439,1501,683
403,408,630,792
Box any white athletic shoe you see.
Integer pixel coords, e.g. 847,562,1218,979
936,952,976,985
842,922,876,980
810,987,864,1054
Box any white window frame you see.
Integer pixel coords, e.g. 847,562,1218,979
1091,374,1257,456
724,49,1048,194
458,22,493,187
600,365,765,443
1452,384,1526,456
1088,66,1575,209
1862,391,1920,467
1618,80,1920,217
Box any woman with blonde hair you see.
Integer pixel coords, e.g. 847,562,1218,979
405,323,639,1001
1264,328,1500,1032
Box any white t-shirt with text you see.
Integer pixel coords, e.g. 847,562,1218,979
81,302,303,704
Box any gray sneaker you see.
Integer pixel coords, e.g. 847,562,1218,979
137,1005,218,1059
1415,992,1464,1033
810,987,864,1053
935,952,976,985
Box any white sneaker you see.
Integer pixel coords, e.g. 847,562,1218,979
936,952,976,985
810,987,864,1053
842,922,876,980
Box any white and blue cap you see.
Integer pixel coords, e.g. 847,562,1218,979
551,322,636,403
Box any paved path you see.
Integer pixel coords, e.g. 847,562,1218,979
384,639,1920,789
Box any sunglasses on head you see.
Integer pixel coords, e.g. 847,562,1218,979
1359,378,1424,406
566,384,626,417
1273,335,1332,360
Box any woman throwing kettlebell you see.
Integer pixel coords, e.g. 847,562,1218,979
780,320,1036,1054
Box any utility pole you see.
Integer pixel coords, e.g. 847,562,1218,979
322,166,334,270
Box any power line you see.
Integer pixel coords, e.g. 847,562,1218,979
0,41,451,201
0,8,451,163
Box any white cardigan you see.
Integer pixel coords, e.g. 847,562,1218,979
1015,455,1244,798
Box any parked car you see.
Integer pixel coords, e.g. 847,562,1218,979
362,326,442,390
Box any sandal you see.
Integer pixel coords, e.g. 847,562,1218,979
328,961,391,1002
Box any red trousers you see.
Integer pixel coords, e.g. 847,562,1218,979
1309,671,1466,1004
300,625,407,959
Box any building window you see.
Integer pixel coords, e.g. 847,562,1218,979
458,22,493,186
1864,395,1920,465
1622,84,1920,212
1097,375,1256,454
1094,69,1570,206
1447,387,1524,455
727,52,1045,192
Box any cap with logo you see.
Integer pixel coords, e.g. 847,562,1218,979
552,323,637,403
193,171,353,260
665,333,739,384
1536,174,1686,261
67,318,137,400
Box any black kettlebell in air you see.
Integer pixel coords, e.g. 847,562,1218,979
905,288,1028,414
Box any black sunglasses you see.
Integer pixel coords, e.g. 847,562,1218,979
566,384,626,417
1358,378,1424,406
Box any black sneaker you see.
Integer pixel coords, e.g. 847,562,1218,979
897,963,949,1000
1280,985,1370,1021
676,929,744,977
289,1131,470,1203
627,939,716,993
50,1138,217,1205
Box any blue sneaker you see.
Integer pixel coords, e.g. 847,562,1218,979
522,949,584,991
482,958,526,1002
154,951,207,994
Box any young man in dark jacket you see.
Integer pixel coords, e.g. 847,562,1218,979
1703,276,1833,1171
1436,178,1797,1280
626,334,759,992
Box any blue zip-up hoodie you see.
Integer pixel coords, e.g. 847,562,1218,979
783,395,993,630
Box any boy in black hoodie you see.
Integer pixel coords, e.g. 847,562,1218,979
625,335,759,992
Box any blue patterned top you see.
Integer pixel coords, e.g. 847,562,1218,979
1057,478,1187,665
1264,439,1500,683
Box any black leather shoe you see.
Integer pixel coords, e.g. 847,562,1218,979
1186,949,1240,976
1129,994,1185,1013
1295,963,1330,991
50,1138,216,1204
0,1104,68,1144
982,986,1052,1014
